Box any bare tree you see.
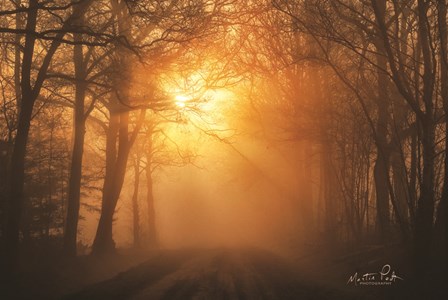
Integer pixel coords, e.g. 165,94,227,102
1,0,97,270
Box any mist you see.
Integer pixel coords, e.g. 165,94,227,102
1,1,448,299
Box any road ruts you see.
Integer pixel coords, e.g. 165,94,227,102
64,248,361,300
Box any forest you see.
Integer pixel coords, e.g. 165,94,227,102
0,0,447,299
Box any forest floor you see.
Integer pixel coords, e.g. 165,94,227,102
0,244,445,300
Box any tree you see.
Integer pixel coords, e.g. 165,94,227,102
63,3,116,257
1,0,97,270
91,0,235,255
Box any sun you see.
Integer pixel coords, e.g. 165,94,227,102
175,94,192,108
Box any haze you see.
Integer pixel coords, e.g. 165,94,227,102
0,1,447,299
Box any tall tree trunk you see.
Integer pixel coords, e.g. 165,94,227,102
322,140,337,243
414,121,435,273
390,150,410,227
145,159,157,247
92,111,144,255
434,0,448,269
5,97,34,270
373,51,391,243
92,112,120,255
1,0,22,250
298,142,314,238
414,0,436,276
92,0,136,255
63,28,87,257
13,0,22,113
4,0,39,270
370,0,391,243
132,157,141,248
144,124,157,248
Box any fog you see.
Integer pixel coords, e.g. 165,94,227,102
1,1,447,299
78,86,308,254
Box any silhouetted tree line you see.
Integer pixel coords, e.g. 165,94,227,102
0,0,234,273
0,0,447,289
266,0,448,279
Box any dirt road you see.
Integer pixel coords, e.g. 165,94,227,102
64,248,362,300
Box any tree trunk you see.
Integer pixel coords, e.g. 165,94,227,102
14,0,22,113
5,97,34,270
434,0,448,270
414,121,435,273
144,123,157,248
93,141,130,254
92,0,139,255
145,160,157,248
132,157,141,248
390,150,410,227
322,140,337,243
371,0,391,243
91,112,120,255
298,142,314,238
4,0,39,270
373,65,390,242
63,30,87,257
92,111,144,255
414,0,436,276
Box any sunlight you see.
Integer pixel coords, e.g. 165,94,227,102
4,0,443,298
175,94,191,108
